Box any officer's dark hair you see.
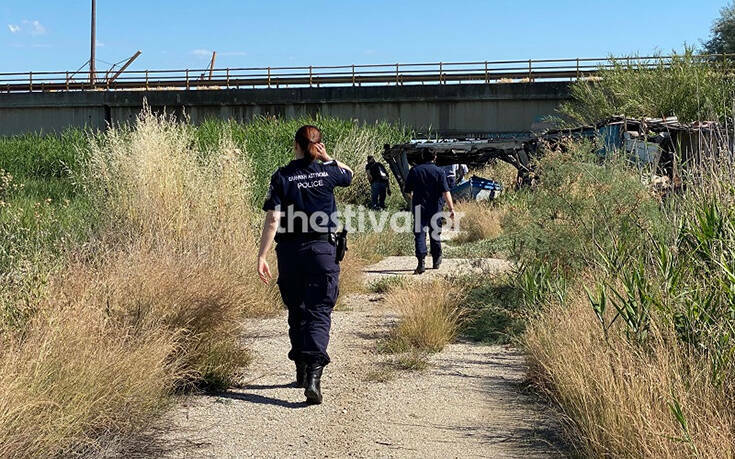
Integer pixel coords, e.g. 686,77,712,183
295,125,322,162
367,155,375,162
420,149,437,163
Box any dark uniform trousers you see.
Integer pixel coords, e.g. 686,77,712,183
370,181,387,209
276,239,340,366
413,205,442,259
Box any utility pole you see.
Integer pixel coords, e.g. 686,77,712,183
90,0,96,86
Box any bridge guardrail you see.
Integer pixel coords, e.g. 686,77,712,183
0,55,732,93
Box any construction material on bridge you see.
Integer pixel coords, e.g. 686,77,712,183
1,54,731,94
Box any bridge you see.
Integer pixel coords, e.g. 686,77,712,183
0,55,725,136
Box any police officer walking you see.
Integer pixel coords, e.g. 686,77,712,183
365,155,390,209
404,150,455,274
257,125,353,405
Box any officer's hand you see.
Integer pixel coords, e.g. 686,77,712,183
314,143,331,162
257,256,272,284
449,210,456,227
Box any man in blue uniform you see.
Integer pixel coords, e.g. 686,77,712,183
365,155,391,209
443,164,459,189
404,150,455,274
257,125,353,404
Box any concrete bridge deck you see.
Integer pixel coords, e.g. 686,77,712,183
0,81,571,136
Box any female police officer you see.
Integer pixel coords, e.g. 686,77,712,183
256,125,353,405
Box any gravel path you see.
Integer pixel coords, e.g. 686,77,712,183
362,256,512,284
156,258,566,458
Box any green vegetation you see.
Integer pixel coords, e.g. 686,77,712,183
461,274,525,344
194,117,410,207
559,50,735,124
440,52,735,454
513,142,735,457
451,134,735,455
703,1,735,55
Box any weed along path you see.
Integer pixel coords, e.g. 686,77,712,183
158,257,565,458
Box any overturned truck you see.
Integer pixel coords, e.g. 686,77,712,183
382,116,719,201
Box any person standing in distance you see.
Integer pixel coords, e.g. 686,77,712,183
365,155,391,210
442,163,459,189
257,125,353,405
404,150,455,275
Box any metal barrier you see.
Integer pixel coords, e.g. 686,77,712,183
0,55,732,93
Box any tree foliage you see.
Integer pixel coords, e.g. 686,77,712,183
704,1,735,55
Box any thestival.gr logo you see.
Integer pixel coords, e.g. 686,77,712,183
271,205,464,238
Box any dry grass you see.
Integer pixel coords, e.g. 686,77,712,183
383,278,467,353
368,275,406,294
525,297,735,458
0,297,177,457
472,160,518,189
0,109,281,457
453,201,505,243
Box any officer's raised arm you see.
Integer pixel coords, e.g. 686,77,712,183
314,142,353,186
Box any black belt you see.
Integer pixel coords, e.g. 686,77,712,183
275,232,333,243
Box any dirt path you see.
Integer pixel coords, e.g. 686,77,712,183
156,258,566,458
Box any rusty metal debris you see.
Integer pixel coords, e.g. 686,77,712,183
382,116,719,202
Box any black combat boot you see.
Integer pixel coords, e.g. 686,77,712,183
414,257,426,275
432,254,442,270
304,363,324,405
295,361,307,388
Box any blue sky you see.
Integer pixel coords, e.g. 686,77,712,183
0,1,726,72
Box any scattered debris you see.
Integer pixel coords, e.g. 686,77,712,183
452,176,502,202
383,116,719,203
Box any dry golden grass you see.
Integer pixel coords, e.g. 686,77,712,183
525,297,735,458
0,109,282,457
383,278,467,353
453,201,505,243
0,299,176,457
472,160,518,189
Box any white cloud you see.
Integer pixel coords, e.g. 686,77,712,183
192,48,213,58
8,24,20,33
192,49,246,58
22,19,46,36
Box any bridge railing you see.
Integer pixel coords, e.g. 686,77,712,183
0,54,732,93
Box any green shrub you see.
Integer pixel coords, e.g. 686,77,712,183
560,50,735,124
194,117,411,206
503,143,664,281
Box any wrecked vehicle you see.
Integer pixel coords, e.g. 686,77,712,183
382,116,719,203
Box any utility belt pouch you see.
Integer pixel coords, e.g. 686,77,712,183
335,229,348,263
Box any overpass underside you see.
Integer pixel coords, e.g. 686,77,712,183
0,82,571,137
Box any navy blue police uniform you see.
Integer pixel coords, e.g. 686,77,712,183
365,161,389,209
263,158,352,366
404,162,449,259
